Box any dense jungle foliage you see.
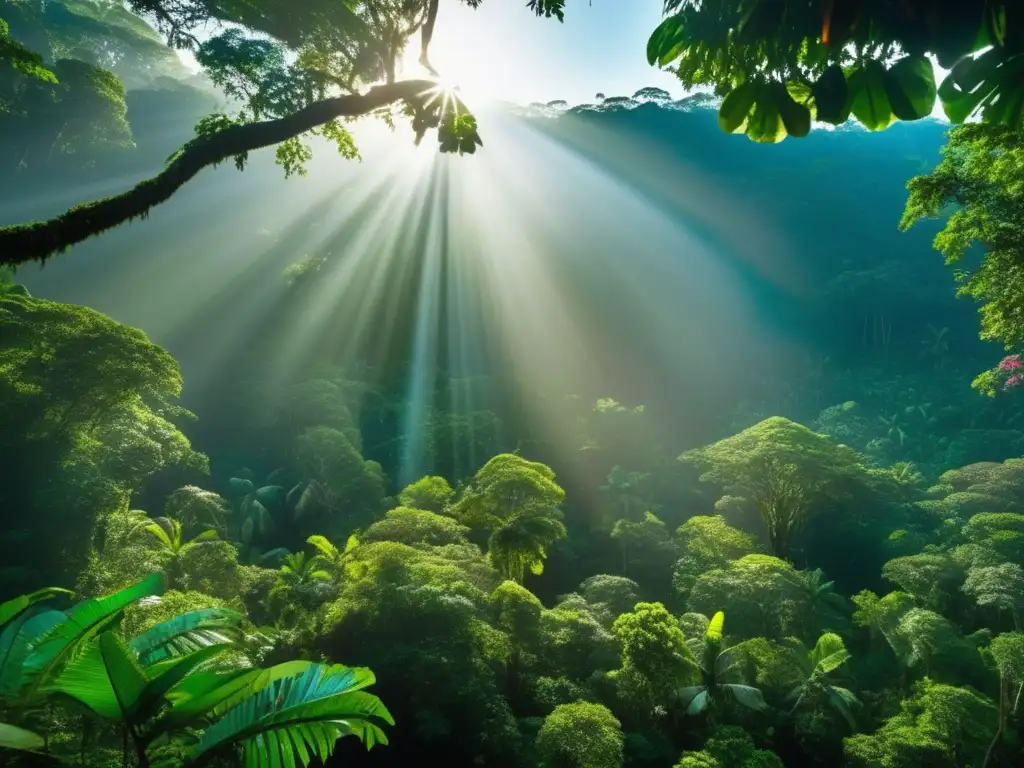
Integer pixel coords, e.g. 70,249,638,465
5,1,1024,767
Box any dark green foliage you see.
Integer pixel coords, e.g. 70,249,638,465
647,1,1022,142
0,291,204,585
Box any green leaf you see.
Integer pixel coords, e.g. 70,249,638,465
827,685,859,730
848,61,895,131
647,15,685,67
0,722,45,751
682,687,709,715
0,588,73,629
136,644,231,720
130,608,244,665
746,91,786,143
45,633,147,722
0,609,64,699
162,661,314,726
718,82,757,134
938,51,1000,123
980,57,1024,128
22,573,164,699
813,65,850,125
809,632,847,671
884,55,937,121
725,683,768,710
190,664,392,767
774,82,811,138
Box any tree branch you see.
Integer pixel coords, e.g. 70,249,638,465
0,79,438,267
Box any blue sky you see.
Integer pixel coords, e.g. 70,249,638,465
411,0,682,105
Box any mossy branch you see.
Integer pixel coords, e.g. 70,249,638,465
0,79,438,266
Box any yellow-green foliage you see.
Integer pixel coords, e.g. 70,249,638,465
680,417,865,494
361,506,471,548
673,515,758,597
535,702,625,768
453,453,565,528
490,580,543,645
398,475,454,513
706,611,725,645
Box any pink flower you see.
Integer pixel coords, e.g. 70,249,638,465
999,355,1023,372
1006,374,1023,390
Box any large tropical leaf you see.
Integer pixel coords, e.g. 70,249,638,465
848,61,896,131
161,661,315,727
809,632,849,676
724,683,768,711
0,588,73,628
679,686,710,715
130,608,244,666
0,608,64,699
135,645,233,720
883,54,937,122
827,685,859,731
0,722,45,751
190,664,393,768
45,633,147,722
21,573,164,698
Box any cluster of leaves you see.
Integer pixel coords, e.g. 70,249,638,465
647,1,1022,142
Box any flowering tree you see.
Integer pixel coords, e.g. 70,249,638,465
974,355,1024,396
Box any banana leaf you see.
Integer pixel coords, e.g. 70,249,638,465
0,722,45,751
21,573,164,699
45,633,147,721
130,608,243,666
0,588,73,628
0,609,66,700
46,634,230,725
190,664,393,768
160,661,314,727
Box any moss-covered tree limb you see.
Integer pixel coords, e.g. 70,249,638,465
0,79,438,266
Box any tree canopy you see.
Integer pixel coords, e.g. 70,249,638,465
1,0,1023,264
